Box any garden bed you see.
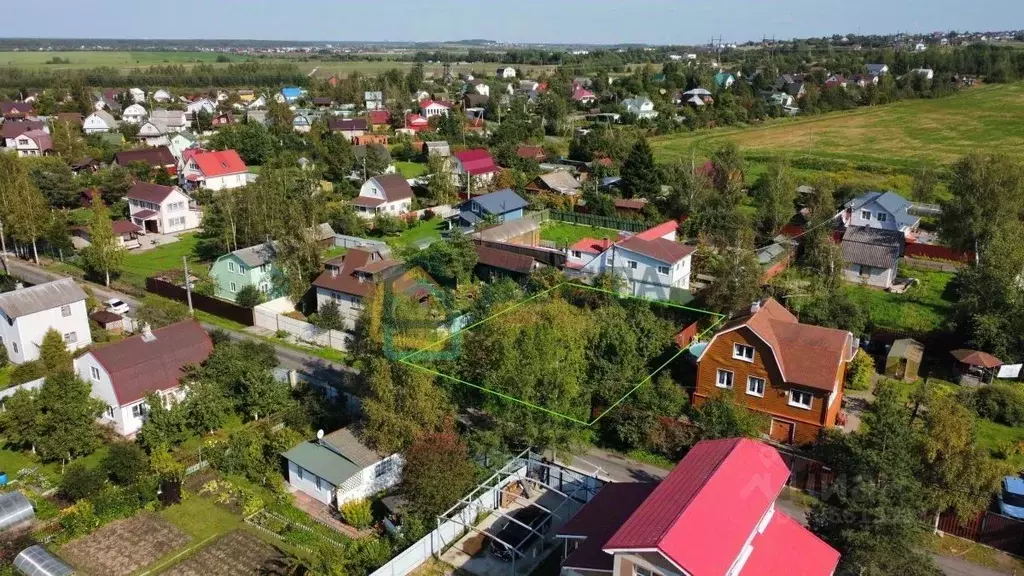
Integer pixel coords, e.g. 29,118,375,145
161,530,287,576
61,512,191,575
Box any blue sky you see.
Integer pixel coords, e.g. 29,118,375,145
5,0,1022,45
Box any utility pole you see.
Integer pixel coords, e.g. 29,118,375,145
182,256,194,316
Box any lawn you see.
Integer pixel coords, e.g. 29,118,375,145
161,496,244,542
0,50,230,71
650,83,1024,169
0,365,12,389
395,161,428,178
540,221,619,248
845,265,956,333
119,233,205,287
387,218,445,248
975,420,1024,470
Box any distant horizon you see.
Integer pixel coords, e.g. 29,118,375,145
4,0,1023,46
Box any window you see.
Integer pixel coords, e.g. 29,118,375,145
572,250,582,259
716,369,734,389
60,305,71,317
860,210,871,220
789,390,813,409
733,343,755,362
634,566,660,576
106,406,114,418
315,476,323,491
627,260,637,270
375,458,395,478
131,403,149,418
746,376,765,397
90,366,100,381
229,282,237,293
11,342,17,354
657,265,670,274
63,332,77,344
238,266,247,275
297,466,304,481
228,262,236,273
877,212,888,222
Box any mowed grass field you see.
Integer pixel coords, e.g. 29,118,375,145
650,83,1024,168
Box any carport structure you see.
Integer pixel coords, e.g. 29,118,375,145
436,450,604,576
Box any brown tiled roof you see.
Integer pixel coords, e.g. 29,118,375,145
114,146,176,168
617,236,693,264
328,118,368,132
89,310,123,325
474,245,536,274
614,198,648,210
111,220,143,235
369,173,414,202
312,248,401,298
89,320,213,404
351,196,386,207
1,120,45,139
126,182,178,204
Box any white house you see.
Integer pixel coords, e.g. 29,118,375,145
75,321,213,437
186,98,217,118
283,427,403,507
0,278,91,365
910,68,935,80
569,221,694,300
152,89,173,103
126,182,202,234
247,95,268,109
915,42,927,52
11,130,52,157
168,132,198,160
149,109,189,134
83,111,118,134
351,174,414,219
312,248,401,330
136,121,170,147
840,227,904,289
622,96,658,119
365,91,384,110
469,80,490,97
180,149,249,191
843,190,921,236
129,88,146,103
497,67,517,79
420,99,451,118
121,103,148,124
2,120,46,150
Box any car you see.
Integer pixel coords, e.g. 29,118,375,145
105,298,130,315
488,506,551,562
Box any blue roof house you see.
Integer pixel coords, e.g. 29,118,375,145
843,190,921,236
281,87,305,103
457,189,529,229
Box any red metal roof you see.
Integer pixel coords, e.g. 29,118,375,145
191,149,247,177
604,439,793,576
516,146,546,161
453,149,498,175
572,87,596,101
741,512,840,576
634,220,679,241
420,99,452,110
405,114,429,131
569,237,614,254
368,110,391,125
89,320,214,405
111,220,143,235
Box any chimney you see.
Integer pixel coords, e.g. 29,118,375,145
750,300,762,315
141,323,156,342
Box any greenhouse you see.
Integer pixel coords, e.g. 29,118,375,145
0,491,35,532
13,546,74,576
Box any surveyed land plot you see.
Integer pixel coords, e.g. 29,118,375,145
396,282,724,426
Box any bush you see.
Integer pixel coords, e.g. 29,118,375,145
59,461,106,502
59,499,100,539
372,213,407,235
9,360,45,385
235,285,266,308
969,384,1024,426
0,345,8,368
103,443,149,486
91,485,146,523
340,499,373,529
846,349,874,391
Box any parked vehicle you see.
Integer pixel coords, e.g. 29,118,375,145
105,298,130,315
488,506,551,562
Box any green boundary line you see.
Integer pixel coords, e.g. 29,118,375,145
397,281,725,426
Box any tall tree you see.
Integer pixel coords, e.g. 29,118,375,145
939,153,1024,253
50,119,89,162
701,245,762,316
361,357,453,454
80,195,127,286
753,160,796,244
0,154,32,265
25,155,76,207
400,427,477,519
7,178,49,264
426,154,456,205
619,139,659,199
39,329,73,374
404,231,477,286
34,371,105,461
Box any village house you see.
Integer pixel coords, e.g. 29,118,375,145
2,120,46,151
557,437,840,576
9,129,52,157
572,87,597,105
126,182,202,234
420,99,452,118
75,321,214,437
365,91,385,111
282,427,403,507
842,190,920,236
622,96,658,119
113,146,178,175
328,118,368,140
312,248,402,330
1,101,34,120
451,148,499,189
351,173,414,219
526,171,581,196
497,67,517,79
210,243,282,302
180,149,249,191
400,114,430,134
368,110,391,132
694,298,856,444
152,89,173,103
455,189,528,229
121,103,148,124
83,110,118,134
423,141,451,158
714,71,736,89
840,227,904,289
129,87,146,103
186,98,217,118
866,63,889,77
0,278,91,365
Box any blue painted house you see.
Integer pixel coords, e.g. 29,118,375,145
457,189,528,229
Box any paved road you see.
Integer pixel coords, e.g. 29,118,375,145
932,554,1015,576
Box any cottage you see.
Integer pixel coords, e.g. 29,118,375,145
451,149,499,188
211,243,282,301
468,79,490,97
1,120,46,151
368,110,391,131
571,221,693,300
840,227,904,289
148,109,189,133
113,146,178,174
352,174,414,219
128,87,146,103
473,244,539,282
185,98,216,118
312,249,403,329
714,71,736,89
211,113,235,127
1,101,34,120
126,182,202,234
180,149,249,191
571,87,597,105
866,63,889,76
328,118,369,140
364,91,384,111
557,438,840,576
121,103,148,124
0,278,91,365
283,428,403,507
843,190,920,236
9,129,51,157
622,96,658,119
54,112,84,127
694,298,856,444
497,67,517,79
420,99,452,118
152,89,173,103
83,110,118,134
456,189,528,229
401,114,430,133
168,131,198,160
423,141,451,158
75,321,214,436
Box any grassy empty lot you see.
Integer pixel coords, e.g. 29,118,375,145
540,221,619,248
119,233,205,287
650,83,1024,168
395,161,428,178
845,265,957,333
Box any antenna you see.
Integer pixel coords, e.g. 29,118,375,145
316,429,324,441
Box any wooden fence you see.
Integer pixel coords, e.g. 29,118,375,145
546,210,654,233
145,277,255,326
936,509,1024,557
777,450,836,495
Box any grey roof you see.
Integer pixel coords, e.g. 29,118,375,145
467,189,528,215
282,427,385,486
322,428,385,467
847,190,919,229
473,218,541,243
841,227,904,269
425,141,451,156
229,243,276,267
866,63,888,75
537,171,582,195
0,491,34,532
313,222,336,241
149,109,187,128
0,278,86,320
756,242,787,265
13,545,74,576
88,110,117,127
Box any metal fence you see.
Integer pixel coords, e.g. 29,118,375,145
333,234,389,252
549,210,654,233
253,306,351,351
936,509,1024,557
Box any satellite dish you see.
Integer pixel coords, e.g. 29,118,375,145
316,429,324,440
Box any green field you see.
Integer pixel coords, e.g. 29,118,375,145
540,221,619,247
845,265,956,333
651,83,1024,169
119,233,205,287
395,161,428,178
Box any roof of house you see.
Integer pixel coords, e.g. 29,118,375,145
464,93,489,108
614,198,648,211
1,120,44,139
634,220,679,241
368,110,391,125
1,102,33,116
55,112,84,125
133,209,159,219
312,248,402,298
473,218,541,243
126,182,179,204
282,428,387,487
21,129,51,151
604,438,837,576
951,348,1003,368
0,278,86,320
191,149,247,177
617,236,694,265
474,245,536,274
322,427,386,467
328,118,368,132
424,141,451,155
88,320,214,405
840,226,904,269
114,146,176,168
420,99,452,109
535,171,581,195
468,189,528,215
312,97,333,106
741,511,841,576
570,237,615,254
516,146,545,160
572,87,596,100
89,310,123,325
111,220,143,235
88,110,117,127
366,173,414,202
707,298,853,391
453,149,498,175
889,338,924,362
558,483,658,572
228,243,276,268
846,190,919,229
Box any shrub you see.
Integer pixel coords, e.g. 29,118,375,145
103,443,149,486
275,330,289,340
10,360,45,385
372,213,407,235
235,284,265,308
340,499,373,529
0,344,8,368
59,499,100,539
846,349,874,391
91,485,146,523
970,384,1024,426
59,461,106,502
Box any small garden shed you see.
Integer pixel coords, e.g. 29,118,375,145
886,338,924,381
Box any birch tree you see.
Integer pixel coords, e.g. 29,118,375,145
7,180,49,264
80,196,126,286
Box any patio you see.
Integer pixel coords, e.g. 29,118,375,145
288,489,371,539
